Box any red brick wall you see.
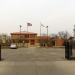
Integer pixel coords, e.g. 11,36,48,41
51,38,65,46
55,39,64,46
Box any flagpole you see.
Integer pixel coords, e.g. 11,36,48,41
27,22,28,47
40,22,41,47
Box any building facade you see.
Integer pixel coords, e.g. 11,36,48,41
51,38,65,46
10,31,50,46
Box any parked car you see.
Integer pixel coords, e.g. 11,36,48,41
10,44,18,49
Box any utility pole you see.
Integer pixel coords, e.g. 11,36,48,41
40,22,41,47
20,25,22,47
46,26,48,45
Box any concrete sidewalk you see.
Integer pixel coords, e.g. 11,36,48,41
0,47,75,75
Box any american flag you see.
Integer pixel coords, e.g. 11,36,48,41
27,23,32,26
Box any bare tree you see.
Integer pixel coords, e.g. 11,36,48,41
49,34,58,38
58,31,71,39
64,31,71,39
58,31,64,38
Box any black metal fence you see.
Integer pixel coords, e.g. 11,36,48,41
65,41,72,60
0,44,1,60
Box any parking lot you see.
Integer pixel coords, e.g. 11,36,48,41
0,47,75,75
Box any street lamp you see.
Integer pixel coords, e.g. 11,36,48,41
46,26,48,45
19,25,22,47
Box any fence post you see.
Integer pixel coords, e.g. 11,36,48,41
71,45,72,55
67,42,69,60
65,44,67,58
0,44,1,60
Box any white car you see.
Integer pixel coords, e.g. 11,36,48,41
10,44,18,49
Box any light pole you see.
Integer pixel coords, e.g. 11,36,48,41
46,26,48,45
20,25,22,47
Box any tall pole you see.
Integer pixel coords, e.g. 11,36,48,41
74,25,75,40
20,25,22,47
46,26,48,45
47,26,48,41
66,31,67,44
40,22,41,47
27,23,28,47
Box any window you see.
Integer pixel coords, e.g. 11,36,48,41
19,35,23,38
19,39,23,43
13,39,18,43
52,41,55,46
18,39,29,43
25,40,29,43
30,35,35,38
13,35,17,38
38,39,40,43
25,35,29,38
45,39,47,43
23,40,29,43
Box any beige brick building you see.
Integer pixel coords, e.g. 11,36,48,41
10,31,50,47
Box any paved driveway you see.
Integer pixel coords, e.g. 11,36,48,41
0,47,75,75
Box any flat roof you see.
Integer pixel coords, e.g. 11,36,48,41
10,31,37,35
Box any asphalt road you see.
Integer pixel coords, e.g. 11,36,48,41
0,47,75,75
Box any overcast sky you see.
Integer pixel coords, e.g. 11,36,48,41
0,0,75,36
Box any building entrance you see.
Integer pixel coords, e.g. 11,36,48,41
52,41,55,46
31,40,35,45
